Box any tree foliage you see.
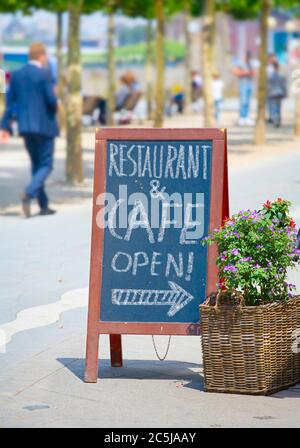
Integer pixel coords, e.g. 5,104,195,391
0,0,31,13
121,0,194,20
220,0,261,20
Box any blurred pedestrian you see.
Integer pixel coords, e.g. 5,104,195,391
0,42,59,218
191,70,202,101
98,71,141,125
233,51,255,126
266,53,277,123
5,72,11,90
267,61,287,128
212,71,224,123
169,83,184,114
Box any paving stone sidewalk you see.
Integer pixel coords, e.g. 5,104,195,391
1,110,300,428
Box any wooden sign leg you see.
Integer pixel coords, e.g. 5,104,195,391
222,129,230,220
110,334,123,367
84,331,100,382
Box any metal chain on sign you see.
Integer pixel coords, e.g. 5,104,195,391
151,335,172,361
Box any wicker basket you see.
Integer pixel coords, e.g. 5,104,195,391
200,295,300,395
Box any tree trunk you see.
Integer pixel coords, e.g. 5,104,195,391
153,0,165,128
146,19,154,121
202,0,216,127
56,11,63,95
56,11,66,131
66,0,83,184
215,12,232,95
183,3,192,113
254,0,270,145
107,12,116,126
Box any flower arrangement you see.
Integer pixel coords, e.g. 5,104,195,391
203,198,300,306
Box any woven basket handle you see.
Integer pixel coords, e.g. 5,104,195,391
214,290,245,311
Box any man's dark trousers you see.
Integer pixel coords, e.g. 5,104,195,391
23,133,55,210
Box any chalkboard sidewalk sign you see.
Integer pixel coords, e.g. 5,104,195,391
85,128,229,382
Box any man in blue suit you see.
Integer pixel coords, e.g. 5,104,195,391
0,42,59,217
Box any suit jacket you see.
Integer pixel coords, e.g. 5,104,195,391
1,64,59,138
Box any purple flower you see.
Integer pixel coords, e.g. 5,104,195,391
224,264,237,273
256,244,263,249
284,282,296,291
231,248,239,256
240,257,252,262
253,264,261,269
250,211,260,221
233,231,241,238
227,221,235,227
295,249,300,255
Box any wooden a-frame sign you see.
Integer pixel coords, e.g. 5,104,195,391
85,128,229,382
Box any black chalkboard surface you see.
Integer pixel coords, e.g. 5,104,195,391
99,139,212,324
85,128,228,382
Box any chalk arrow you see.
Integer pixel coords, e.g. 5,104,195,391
111,281,194,317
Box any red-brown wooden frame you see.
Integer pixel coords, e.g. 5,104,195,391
85,128,229,382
